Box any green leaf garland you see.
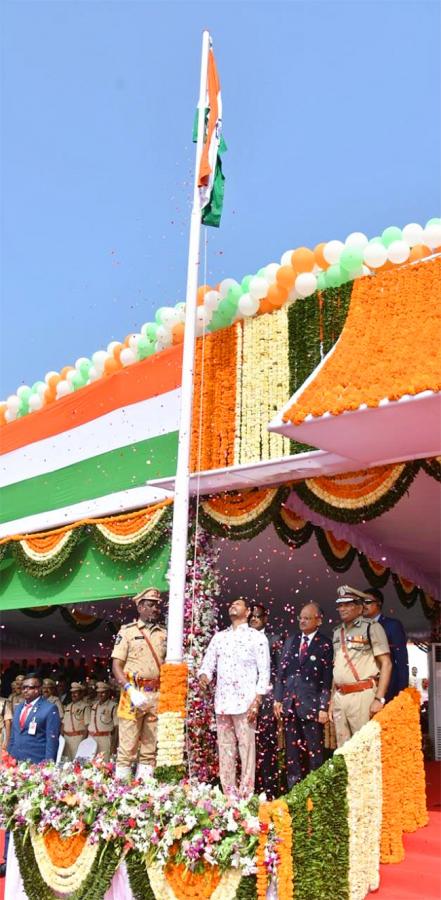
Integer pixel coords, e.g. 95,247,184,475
126,852,157,900
12,528,86,579
421,457,441,482
235,874,258,898
314,527,357,572
273,512,314,548
199,486,290,540
285,755,349,900
358,553,390,588
13,831,120,900
92,507,172,562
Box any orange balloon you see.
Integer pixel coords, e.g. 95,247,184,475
197,285,210,306
172,323,185,344
259,298,273,315
112,343,123,363
44,385,57,404
104,357,120,376
276,265,296,291
47,373,61,391
314,242,329,270
378,259,394,272
0,403,7,426
291,247,315,272
408,244,431,262
267,283,289,308
60,366,74,380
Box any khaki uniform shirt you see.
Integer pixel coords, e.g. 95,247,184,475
47,695,64,718
87,699,118,736
333,618,390,685
9,692,24,712
111,619,166,680
62,700,89,735
0,697,12,744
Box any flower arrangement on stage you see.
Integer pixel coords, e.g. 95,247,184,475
257,799,293,900
155,662,188,781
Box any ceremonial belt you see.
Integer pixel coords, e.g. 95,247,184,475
64,730,86,737
335,678,378,694
124,676,160,691
89,729,113,737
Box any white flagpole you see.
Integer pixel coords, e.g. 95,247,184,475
165,30,211,663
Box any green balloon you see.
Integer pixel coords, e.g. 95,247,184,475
241,275,253,292
208,312,222,331
155,307,167,325
145,323,158,341
32,380,46,394
218,297,234,318
227,284,243,303
257,267,266,278
426,217,441,227
79,359,92,380
381,226,402,247
325,265,343,288
17,398,29,417
369,236,383,245
137,336,155,359
72,372,86,391
317,272,327,292
340,247,363,273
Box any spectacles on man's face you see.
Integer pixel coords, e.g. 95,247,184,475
22,684,40,691
297,615,318,621
362,599,377,605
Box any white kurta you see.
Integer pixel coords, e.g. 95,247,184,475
199,623,270,714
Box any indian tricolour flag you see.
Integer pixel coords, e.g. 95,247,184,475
197,48,226,228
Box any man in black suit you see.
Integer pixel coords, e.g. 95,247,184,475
361,588,409,702
274,603,333,788
249,603,284,798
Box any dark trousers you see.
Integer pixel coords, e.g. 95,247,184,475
255,696,279,799
285,710,324,789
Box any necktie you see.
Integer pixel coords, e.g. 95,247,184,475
299,635,309,661
19,702,32,729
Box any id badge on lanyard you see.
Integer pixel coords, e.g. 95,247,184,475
28,718,37,735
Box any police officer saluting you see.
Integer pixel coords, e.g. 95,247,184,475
330,585,392,747
112,587,166,780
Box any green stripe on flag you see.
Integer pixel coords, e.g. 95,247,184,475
0,431,178,525
201,154,225,228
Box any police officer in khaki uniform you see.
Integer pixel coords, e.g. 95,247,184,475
61,682,89,760
84,680,97,708
87,682,118,761
112,587,166,780
42,679,64,718
0,694,12,749
329,585,392,747
9,676,25,712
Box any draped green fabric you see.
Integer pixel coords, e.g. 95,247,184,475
0,538,170,610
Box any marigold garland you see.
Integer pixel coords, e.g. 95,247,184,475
200,486,289,539
257,799,293,900
190,325,239,472
42,828,87,868
284,257,441,424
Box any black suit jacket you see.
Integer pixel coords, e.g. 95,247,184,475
274,631,333,719
377,614,409,701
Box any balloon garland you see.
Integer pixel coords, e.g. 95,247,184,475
1,217,440,424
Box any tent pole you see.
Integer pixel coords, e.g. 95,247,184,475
165,29,210,663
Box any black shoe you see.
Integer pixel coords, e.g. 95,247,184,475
0,861,6,877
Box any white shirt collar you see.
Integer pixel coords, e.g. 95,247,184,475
301,630,318,644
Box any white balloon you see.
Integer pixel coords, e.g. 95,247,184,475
75,356,90,371
120,347,137,367
56,380,72,398
6,394,20,412
92,350,109,374
87,365,99,383
249,276,269,301
402,222,424,247
174,303,186,323
17,384,31,398
128,334,141,353
66,369,77,385
264,263,280,283
204,290,221,311
44,371,59,384
345,232,368,250
155,339,169,353
107,341,120,355
219,278,238,299
36,382,47,397
4,408,17,422
29,393,43,412
160,307,180,328
423,223,441,249
238,293,259,317
156,325,172,344
361,265,372,276
387,240,410,264
295,272,317,298
363,243,388,268
281,249,294,266
323,240,344,265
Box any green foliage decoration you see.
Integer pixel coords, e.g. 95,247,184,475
13,831,120,900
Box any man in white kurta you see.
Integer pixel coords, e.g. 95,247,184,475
199,597,270,798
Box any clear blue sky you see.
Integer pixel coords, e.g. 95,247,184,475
1,0,440,396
